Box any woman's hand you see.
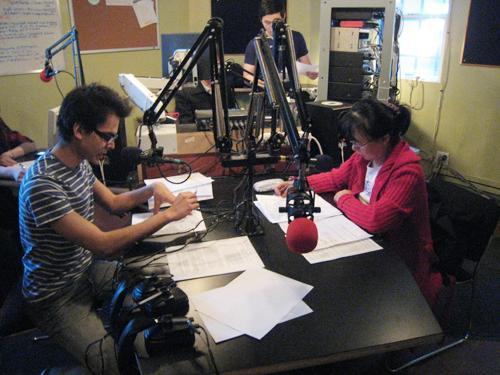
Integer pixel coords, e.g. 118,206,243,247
0,152,17,167
274,180,293,197
165,192,199,221
151,182,176,214
334,189,353,204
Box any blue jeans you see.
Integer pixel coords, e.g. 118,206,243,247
26,260,120,375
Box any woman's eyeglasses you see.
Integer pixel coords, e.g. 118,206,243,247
350,139,372,148
94,129,119,144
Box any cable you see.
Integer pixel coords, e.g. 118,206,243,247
308,135,323,155
53,73,65,99
84,333,112,375
98,158,107,186
431,0,454,155
196,325,220,375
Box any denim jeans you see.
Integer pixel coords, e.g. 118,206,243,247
26,260,120,375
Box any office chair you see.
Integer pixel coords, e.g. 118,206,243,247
386,178,499,372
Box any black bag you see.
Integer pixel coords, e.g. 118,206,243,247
427,179,499,280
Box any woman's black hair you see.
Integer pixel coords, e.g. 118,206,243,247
340,98,411,146
259,0,286,18
56,83,132,143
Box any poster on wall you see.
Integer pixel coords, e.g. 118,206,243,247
0,0,65,76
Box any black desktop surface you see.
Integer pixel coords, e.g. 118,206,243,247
138,178,442,374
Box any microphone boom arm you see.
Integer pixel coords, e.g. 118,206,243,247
44,26,85,87
251,22,320,222
142,18,232,155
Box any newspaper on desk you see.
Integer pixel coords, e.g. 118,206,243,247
144,172,214,210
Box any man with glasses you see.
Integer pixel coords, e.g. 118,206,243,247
18,83,198,374
243,0,318,85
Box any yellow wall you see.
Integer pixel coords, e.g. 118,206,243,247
399,0,500,190
0,0,498,190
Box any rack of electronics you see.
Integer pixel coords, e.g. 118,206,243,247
317,0,397,102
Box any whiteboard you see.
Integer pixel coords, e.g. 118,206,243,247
0,0,65,76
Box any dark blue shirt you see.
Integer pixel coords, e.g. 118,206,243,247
244,30,309,66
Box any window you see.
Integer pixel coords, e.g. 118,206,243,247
396,0,450,82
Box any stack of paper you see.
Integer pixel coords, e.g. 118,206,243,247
144,172,214,210
192,268,313,342
132,209,206,238
254,194,383,263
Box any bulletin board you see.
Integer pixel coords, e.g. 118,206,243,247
461,0,499,67
69,0,159,53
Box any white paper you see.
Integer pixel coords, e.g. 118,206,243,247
303,238,383,264
255,194,342,224
296,61,319,75
132,0,157,28
279,214,372,251
145,173,214,209
106,0,133,6
191,268,313,339
167,236,265,281
144,172,213,192
198,300,312,343
131,209,206,237
18,159,35,170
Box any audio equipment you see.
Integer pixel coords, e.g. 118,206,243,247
108,274,195,375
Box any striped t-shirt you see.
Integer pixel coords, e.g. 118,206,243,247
19,152,96,302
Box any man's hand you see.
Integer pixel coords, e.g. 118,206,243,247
0,152,17,167
165,192,199,221
306,71,318,80
152,182,176,214
11,166,26,182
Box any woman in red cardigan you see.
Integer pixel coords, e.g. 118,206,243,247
275,98,442,307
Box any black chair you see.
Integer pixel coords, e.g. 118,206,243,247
387,178,499,372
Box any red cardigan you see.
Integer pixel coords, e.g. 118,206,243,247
307,141,442,306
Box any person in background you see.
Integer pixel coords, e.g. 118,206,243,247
0,117,37,306
243,0,318,85
275,98,443,308
19,84,198,374
175,52,237,124
0,116,37,182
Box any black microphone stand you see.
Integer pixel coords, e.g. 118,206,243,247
252,20,320,222
141,18,233,175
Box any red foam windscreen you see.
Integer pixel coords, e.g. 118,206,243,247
39,69,53,82
285,217,318,254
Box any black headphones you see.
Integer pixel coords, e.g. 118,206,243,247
108,274,196,375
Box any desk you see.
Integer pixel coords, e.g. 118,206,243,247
136,177,443,374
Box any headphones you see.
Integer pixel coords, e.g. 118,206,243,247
108,274,196,375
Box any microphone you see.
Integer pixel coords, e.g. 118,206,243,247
121,146,185,167
40,60,56,82
279,183,321,253
278,154,334,172
286,217,318,254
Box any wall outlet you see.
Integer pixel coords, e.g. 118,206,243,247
436,151,449,166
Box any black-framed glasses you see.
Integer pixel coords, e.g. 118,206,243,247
94,129,119,144
350,139,372,148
